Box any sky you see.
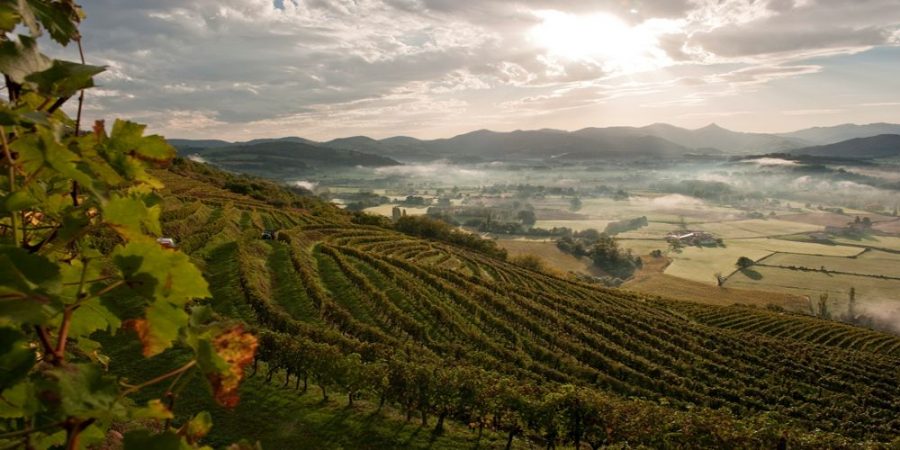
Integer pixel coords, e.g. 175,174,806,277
68,0,900,141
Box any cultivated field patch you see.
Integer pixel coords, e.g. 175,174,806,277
778,212,855,227
833,235,900,251
873,219,900,234
695,219,821,239
665,245,773,285
497,239,597,275
363,204,430,217
725,266,900,313
761,250,900,278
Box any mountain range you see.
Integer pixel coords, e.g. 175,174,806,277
170,122,900,168
788,134,900,159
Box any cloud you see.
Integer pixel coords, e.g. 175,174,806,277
66,0,900,139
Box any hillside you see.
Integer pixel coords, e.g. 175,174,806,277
604,123,807,154
789,134,900,159
171,123,811,164
180,141,401,177
125,160,900,448
779,123,900,145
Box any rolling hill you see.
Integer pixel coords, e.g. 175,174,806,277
779,123,900,145
170,123,813,164
789,134,900,159
113,159,900,449
179,141,401,178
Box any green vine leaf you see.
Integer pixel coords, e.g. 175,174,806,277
24,0,82,45
129,301,188,357
111,240,210,304
123,430,195,450
0,34,50,83
104,194,162,240
0,327,36,386
44,363,125,421
0,2,20,33
25,59,105,97
108,119,177,162
0,246,60,323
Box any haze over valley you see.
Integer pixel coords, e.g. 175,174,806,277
4,1,900,449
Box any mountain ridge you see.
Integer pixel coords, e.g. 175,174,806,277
170,122,900,163
788,134,900,158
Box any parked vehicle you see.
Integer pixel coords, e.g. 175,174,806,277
156,237,177,249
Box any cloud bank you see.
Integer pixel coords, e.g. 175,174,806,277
71,0,900,139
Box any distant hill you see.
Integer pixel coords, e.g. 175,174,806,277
175,122,898,164
421,128,692,160
182,141,400,177
323,136,434,161
608,123,808,154
788,134,900,159
168,138,232,149
779,123,900,145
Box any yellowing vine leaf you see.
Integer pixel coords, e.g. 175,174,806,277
205,325,257,408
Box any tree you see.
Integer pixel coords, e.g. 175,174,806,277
0,3,256,448
569,197,582,211
715,272,726,287
846,287,857,322
736,256,755,269
517,209,536,226
510,254,548,273
818,293,831,320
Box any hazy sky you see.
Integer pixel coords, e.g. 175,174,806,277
71,0,900,140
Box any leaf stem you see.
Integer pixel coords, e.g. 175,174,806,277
34,325,56,362
0,421,66,440
120,360,197,398
75,38,86,134
56,259,95,361
1,131,20,245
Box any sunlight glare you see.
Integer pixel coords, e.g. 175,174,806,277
530,10,673,74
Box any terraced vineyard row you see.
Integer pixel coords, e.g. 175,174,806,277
156,165,900,448
665,301,900,357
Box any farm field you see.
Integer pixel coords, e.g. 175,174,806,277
664,244,772,284
533,218,613,231
363,204,430,216
725,265,900,313
727,238,864,257
498,239,597,275
694,219,821,239
833,235,900,252
615,238,669,256
626,256,809,310
615,221,679,239
779,212,856,227
529,195,740,224
761,250,900,278
662,237,864,285
873,218,900,233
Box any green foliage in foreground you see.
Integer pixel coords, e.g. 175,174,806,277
0,4,255,449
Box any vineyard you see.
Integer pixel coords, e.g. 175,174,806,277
149,161,900,448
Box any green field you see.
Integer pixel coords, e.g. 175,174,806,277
364,204,430,217
695,219,821,239
533,218,613,231
665,244,773,284
725,265,900,313
833,235,900,251
761,250,900,278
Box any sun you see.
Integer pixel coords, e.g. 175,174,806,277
529,10,673,74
